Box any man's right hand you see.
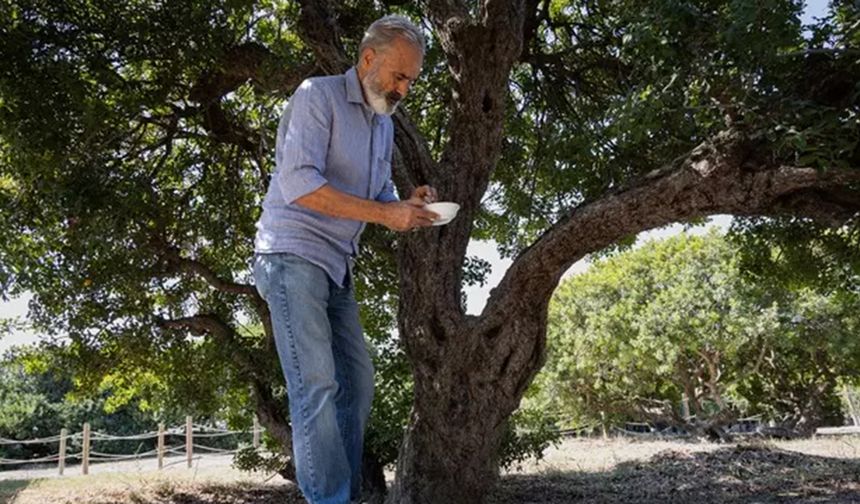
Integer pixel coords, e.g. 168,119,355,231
293,184,440,232
382,201,439,232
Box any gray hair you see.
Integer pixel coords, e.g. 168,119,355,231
358,15,425,60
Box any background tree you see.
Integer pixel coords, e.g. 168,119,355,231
531,231,859,438
1,1,858,502
729,221,860,433
0,347,185,465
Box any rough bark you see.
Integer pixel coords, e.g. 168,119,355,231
387,1,529,502
486,131,860,323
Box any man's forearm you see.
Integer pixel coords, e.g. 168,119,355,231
294,184,388,224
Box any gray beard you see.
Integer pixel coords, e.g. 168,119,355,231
361,70,400,115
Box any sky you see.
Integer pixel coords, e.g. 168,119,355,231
0,0,832,352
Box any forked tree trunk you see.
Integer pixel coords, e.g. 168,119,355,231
386,5,531,500
388,309,548,503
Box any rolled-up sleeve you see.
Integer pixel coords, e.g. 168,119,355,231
276,80,331,204
376,178,399,203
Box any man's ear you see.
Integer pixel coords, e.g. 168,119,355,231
360,47,376,70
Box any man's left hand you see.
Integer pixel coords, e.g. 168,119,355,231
407,185,438,206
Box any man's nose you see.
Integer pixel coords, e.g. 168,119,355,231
396,80,411,97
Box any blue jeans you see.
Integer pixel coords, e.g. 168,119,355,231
253,253,374,504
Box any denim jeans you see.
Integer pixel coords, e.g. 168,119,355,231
253,253,374,504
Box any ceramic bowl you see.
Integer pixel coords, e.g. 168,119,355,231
424,202,460,226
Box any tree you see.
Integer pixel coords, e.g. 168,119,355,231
0,347,178,465
533,231,860,438
727,221,860,433
533,232,770,437
1,1,858,502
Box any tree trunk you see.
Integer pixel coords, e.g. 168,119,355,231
389,406,505,503
844,385,860,426
251,380,297,481
388,306,547,503
386,131,860,500
386,3,529,501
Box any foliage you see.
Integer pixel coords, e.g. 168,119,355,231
729,218,860,295
498,407,561,471
232,439,290,475
480,0,858,256
0,348,177,465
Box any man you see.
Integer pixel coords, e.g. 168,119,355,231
252,15,437,504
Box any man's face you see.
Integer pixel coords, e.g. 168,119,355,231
360,37,423,115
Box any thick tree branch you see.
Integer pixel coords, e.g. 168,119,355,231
161,248,257,297
189,42,315,154
199,104,259,152
426,0,471,56
178,254,271,339
519,0,546,61
188,42,316,153
161,314,231,337
189,43,311,103
152,242,272,341
297,0,350,73
392,112,439,194
482,0,528,50
427,0,470,25
483,131,860,324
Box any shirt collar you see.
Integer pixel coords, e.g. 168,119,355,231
345,67,366,105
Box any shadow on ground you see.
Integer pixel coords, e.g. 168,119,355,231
490,443,860,504
72,481,307,504
0,479,33,504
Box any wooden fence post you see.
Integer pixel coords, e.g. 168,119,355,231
58,428,67,475
844,386,859,426
186,415,193,468
600,411,608,440
253,416,260,449
681,393,691,422
158,423,165,470
82,423,90,475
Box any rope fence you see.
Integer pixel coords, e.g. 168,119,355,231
0,415,264,476
5,412,853,477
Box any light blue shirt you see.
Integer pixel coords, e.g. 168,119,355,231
254,67,399,286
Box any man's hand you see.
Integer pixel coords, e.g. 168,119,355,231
382,200,439,232
406,185,438,206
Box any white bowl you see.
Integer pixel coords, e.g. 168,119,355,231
424,202,460,226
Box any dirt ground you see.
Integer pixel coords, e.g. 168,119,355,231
2,436,859,503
